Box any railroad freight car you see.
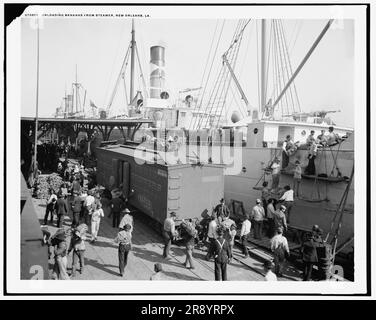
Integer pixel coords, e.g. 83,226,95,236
96,145,225,229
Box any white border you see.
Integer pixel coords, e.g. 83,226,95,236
3,1,370,298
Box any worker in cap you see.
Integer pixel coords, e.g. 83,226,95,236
270,225,290,277
114,223,132,277
119,208,134,231
293,160,302,198
162,212,178,259
273,205,288,234
207,226,232,281
50,229,69,280
214,198,230,223
251,198,265,240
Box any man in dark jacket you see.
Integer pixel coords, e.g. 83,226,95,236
207,227,232,281
301,231,319,281
71,192,83,228
110,196,125,228
56,194,69,228
44,197,57,225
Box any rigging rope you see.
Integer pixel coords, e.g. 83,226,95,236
213,20,248,128
277,20,296,114
102,20,128,108
280,21,301,113
198,20,241,129
191,20,226,129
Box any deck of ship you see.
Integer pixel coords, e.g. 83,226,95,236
32,198,302,281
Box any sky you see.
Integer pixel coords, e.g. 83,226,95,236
20,16,355,127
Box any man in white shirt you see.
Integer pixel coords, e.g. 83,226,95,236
264,260,278,281
119,208,134,232
206,216,218,259
207,216,218,242
240,215,251,258
162,212,177,259
327,126,340,146
83,190,95,226
279,185,294,224
251,199,265,240
270,158,281,191
271,227,290,277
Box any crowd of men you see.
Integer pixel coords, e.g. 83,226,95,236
41,160,136,280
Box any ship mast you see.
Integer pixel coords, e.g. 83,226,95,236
72,64,81,114
260,19,266,114
130,19,136,102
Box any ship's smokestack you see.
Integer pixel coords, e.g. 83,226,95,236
150,46,165,99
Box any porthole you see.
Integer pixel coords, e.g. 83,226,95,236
301,130,306,136
253,128,258,134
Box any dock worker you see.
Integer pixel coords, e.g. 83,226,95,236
261,181,270,213
327,126,340,146
56,193,68,228
181,219,197,269
266,198,276,238
228,224,237,263
207,227,232,281
119,208,134,232
71,191,83,228
306,130,316,146
264,260,278,281
293,160,302,198
305,139,318,175
114,223,132,277
162,212,178,259
83,190,95,226
240,214,251,258
89,202,104,242
50,230,70,280
279,185,294,224
251,199,265,240
44,191,57,225
110,195,125,228
270,158,281,191
206,215,218,259
273,205,288,233
68,224,88,277
270,226,290,277
301,231,319,281
214,198,230,223
281,135,296,169
317,129,327,146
